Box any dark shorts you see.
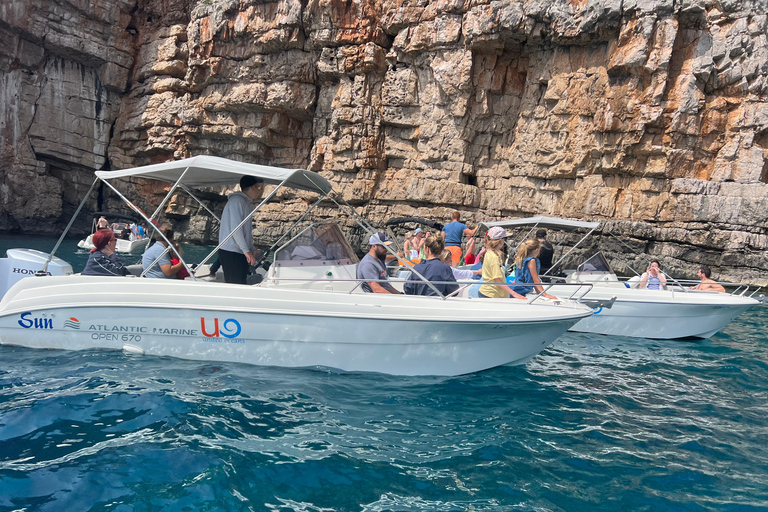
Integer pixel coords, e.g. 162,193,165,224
219,249,249,284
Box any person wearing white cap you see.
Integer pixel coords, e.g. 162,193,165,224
478,226,526,299
356,232,402,294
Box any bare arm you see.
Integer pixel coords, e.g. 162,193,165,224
492,278,526,299
161,260,184,277
529,259,556,299
369,281,401,294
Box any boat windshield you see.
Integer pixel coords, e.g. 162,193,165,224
274,221,359,267
577,252,613,274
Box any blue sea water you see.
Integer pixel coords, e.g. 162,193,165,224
0,236,767,511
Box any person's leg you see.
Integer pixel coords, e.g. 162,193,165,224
219,250,248,284
447,246,462,267
464,238,476,261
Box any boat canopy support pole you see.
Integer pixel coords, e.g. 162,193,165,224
41,177,100,274
546,227,598,276
150,166,191,221
197,181,287,269
254,192,329,268
504,223,543,268
180,184,221,224
100,179,196,280
328,194,445,299
138,244,174,278
606,232,645,276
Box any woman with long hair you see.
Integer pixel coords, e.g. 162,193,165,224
478,227,525,299
511,238,557,299
404,234,458,296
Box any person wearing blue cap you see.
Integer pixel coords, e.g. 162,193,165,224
218,175,265,284
356,232,402,294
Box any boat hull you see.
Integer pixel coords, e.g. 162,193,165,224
551,285,758,339
0,276,592,376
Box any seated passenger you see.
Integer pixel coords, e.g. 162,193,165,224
478,227,526,299
510,238,557,300
440,250,481,280
120,223,131,240
402,230,418,261
357,233,402,294
691,265,726,293
82,229,130,276
170,242,190,279
639,260,667,290
404,235,458,296
141,225,184,279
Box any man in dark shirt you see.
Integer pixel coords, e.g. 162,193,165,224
536,229,554,275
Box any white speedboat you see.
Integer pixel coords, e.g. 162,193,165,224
480,216,763,340
76,212,150,254
0,156,594,376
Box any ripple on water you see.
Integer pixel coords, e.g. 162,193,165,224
0,308,767,511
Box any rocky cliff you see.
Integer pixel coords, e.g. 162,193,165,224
1,0,767,284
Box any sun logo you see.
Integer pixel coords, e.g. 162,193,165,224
63,317,81,329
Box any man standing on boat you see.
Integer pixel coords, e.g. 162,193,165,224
219,175,264,284
442,211,478,267
357,233,402,294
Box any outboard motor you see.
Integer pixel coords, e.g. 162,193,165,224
0,248,74,300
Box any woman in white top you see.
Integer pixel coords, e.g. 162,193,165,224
639,260,667,290
440,250,481,280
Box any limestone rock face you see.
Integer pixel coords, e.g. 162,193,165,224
2,0,768,284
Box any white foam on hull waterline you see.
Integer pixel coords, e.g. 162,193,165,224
0,276,593,376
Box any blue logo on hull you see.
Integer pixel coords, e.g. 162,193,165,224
18,312,53,329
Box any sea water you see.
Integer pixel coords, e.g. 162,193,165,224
0,237,766,511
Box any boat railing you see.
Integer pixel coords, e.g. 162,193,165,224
527,282,596,305
615,276,764,298
265,276,596,304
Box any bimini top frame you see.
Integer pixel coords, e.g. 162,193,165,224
479,216,601,272
95,155,334,193
43,156,334,276
479,216,600,233
43,155,446,295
